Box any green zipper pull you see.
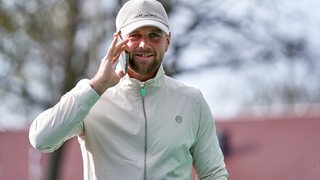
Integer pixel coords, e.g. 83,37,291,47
141,87,145,97
140,82,146,97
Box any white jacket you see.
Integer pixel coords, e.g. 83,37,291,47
29,65,228,180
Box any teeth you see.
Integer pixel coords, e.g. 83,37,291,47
137,53,152,57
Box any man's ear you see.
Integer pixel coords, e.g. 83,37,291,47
165,33,171,52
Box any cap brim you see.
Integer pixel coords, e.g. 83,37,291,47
120,20,170,36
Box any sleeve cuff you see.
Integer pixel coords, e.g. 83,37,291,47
71,79,100,108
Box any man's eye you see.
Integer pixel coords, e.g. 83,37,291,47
129,34,139,39
150,33,160,38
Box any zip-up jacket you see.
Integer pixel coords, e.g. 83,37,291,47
29,65,228,180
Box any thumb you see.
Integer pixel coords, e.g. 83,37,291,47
116,69,126,78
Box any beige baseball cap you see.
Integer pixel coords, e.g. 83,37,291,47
116,0,170,36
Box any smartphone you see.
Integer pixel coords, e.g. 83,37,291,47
116,36,129,74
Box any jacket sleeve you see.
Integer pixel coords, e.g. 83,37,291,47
190,92,228,180
29,79,100,153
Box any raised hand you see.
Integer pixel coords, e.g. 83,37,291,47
89,33,129,95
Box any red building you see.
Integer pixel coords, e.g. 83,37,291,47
218,114,320,180
1,113,319,180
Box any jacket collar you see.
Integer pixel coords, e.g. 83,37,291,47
118,64,165,93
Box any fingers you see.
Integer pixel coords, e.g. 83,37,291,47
108,33,119,53
105,33,128,64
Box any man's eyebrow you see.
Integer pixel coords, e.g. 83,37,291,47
153,30,163,34
128,28,163,35
151,28,163,33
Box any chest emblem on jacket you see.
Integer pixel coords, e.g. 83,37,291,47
175,115,183,123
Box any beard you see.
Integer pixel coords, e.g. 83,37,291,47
128,53,163,76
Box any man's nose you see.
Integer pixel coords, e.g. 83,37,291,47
138,38,147,48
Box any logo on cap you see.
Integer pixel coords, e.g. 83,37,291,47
134,11,157,19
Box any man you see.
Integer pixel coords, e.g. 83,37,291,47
29,0,228,179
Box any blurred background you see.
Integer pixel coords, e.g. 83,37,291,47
1,0,320,179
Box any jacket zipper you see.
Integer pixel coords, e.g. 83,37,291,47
140,83,147,180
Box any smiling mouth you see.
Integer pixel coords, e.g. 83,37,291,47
135,53,153,58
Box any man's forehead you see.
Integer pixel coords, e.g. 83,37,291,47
127,26,163,34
